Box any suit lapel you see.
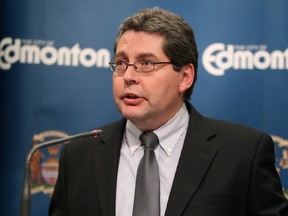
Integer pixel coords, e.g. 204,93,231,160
92,120,126,216
165,105,219,216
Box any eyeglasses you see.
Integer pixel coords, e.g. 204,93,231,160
109,60,173,74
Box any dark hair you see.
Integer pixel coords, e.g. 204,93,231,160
114,7,198,100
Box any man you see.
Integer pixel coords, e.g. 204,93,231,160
49,8,288,216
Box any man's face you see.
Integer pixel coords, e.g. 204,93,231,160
113,30,193,131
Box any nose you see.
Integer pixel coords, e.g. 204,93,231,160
123,64,140,85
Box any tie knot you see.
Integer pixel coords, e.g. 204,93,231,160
140,132,159,150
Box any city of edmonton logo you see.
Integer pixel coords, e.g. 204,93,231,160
202,43,288,76
30,130,68,196
0,37,111,70
272,135,288,198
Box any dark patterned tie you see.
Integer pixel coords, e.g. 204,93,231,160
132,132,160,216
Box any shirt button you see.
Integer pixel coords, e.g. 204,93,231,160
167,147,173,153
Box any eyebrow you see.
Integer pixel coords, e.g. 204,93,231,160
114,51,158,60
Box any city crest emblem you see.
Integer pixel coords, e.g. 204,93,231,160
272,135,288,198
30,130,69,196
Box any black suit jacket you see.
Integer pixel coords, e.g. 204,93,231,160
49,103,288,216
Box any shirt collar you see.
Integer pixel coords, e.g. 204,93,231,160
154,103,189,156
125,121,142,155
125,103,189,157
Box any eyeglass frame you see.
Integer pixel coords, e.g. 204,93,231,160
109,60,173,74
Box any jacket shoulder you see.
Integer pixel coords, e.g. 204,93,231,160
62,119,126,157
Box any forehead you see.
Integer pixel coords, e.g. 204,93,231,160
115,30,167,59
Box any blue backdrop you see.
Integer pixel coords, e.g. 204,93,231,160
1,0,287,215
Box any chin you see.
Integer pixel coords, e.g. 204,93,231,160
122,111,141,120
121,109,145,121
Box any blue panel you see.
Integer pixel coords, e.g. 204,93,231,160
1,0,287,215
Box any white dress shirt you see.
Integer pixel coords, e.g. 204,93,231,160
116,103,189,216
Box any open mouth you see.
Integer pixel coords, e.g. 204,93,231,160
125,94,139,99
121,93,144,105
122,93,140,99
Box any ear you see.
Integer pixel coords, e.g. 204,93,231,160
179,63,194,94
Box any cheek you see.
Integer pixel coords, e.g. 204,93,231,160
112,78,122,95
162,74,181,91
146,76,181,100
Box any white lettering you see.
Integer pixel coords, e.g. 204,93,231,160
79,48,97,67
202,43,225,76
58,47,71,66
0,37,111,70
71,44,80,67
215,45,233,71
40,46,58,65
254,50,270,70
0,37,13,69
96,49,110,67
4,39,21,65
202,43,288,76
20,44,40,64
234,51,253,69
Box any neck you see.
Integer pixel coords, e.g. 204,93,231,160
133,102,184,131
